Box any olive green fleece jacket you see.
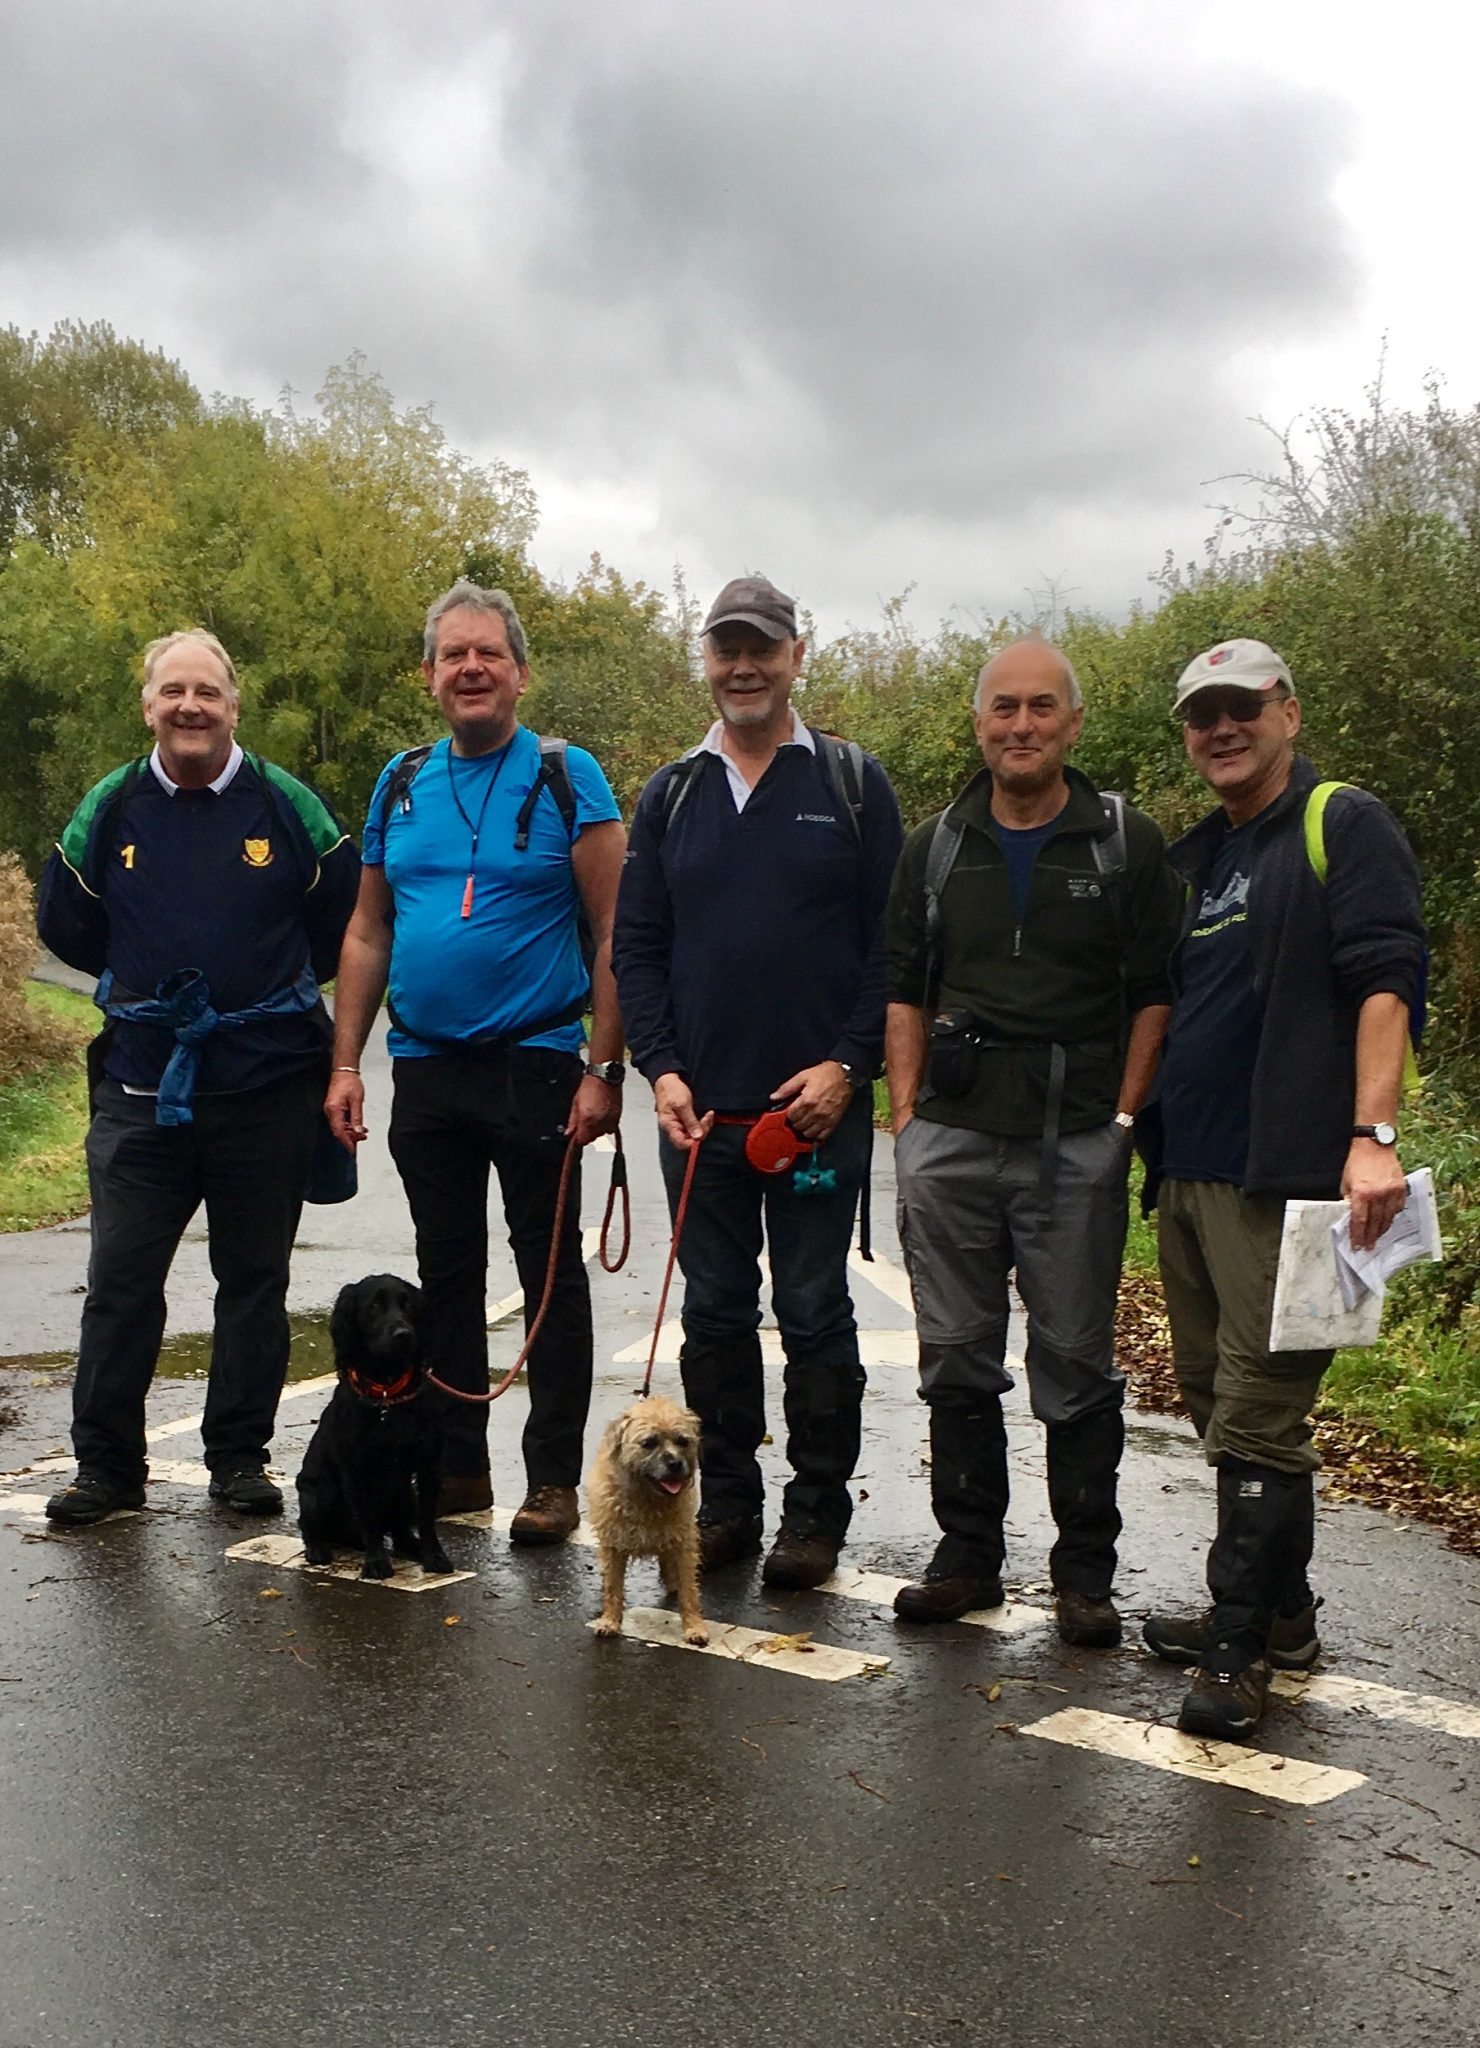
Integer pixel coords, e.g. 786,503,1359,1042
886,764,1184,1136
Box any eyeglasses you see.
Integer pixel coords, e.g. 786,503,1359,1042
1181,690,1276,732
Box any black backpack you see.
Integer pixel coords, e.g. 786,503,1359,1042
377,733,579,849
656,728,866,841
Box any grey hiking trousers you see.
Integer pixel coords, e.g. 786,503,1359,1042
894,1114,1130,1423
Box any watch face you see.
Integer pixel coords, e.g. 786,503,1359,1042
1374,1121,1397,1146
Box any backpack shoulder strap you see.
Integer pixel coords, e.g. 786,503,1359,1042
657,749,706,836
1303,780,1351,883
514,735,577,851
1302,778,1423,1096
376,743,436,839
924,807,966,947
810,729,865,844
1092,791,1128,878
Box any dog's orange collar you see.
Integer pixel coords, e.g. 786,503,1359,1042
341,1363,422,1408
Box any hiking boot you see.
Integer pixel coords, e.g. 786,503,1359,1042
509,1485,580,1546
435,1471,493,1519
1178,1659,1270,1741
893,1572,1005,1623
1144,1600,1322,1672
208,1465,284,1515
762,1527,840,1590
44,1470,146,1525
1055,1588,1122,1648
698,1514,764,1575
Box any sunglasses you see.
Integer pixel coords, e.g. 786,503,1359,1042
1181,690,1277,732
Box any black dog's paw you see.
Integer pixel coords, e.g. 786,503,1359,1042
302,1539,334,1567
360,1550,394,1580
420,1542,454,1577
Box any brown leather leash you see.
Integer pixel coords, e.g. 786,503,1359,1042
426,1132,631,1406
638,1130,705,1398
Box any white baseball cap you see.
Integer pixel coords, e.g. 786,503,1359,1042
1173,638,1294,714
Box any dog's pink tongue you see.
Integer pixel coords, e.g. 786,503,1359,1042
659,1477,684,1495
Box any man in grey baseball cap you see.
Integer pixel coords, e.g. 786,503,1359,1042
614,573,903,1591
1139,635,1425,1739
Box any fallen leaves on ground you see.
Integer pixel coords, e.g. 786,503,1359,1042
1116,1268,1480,1555
757,1630,814,1655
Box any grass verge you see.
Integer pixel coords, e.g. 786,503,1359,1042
1119,1088,1480,1544
0,982,94,1232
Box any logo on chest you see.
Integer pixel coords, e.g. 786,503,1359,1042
242,838,273,868
1066,875,1103,900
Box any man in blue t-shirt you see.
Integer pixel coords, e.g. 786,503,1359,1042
614,575,904,1591
326,581,626,1541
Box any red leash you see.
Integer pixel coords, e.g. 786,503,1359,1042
425,1132,631,1408
639,1131,705,1397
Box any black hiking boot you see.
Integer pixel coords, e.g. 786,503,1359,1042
45,1470,146,1525
1144,1600,1323,1671
1178,1659,1270,1741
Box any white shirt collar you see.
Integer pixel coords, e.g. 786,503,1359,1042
149,740,244,796
697,708,814,812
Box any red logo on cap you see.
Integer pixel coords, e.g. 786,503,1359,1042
1207,647,1233,666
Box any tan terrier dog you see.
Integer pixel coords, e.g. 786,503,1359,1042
587,1396,707,1646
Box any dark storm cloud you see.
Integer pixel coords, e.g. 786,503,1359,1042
0,1,1358,624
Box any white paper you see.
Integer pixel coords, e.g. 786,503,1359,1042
1269,1171,1442,1352
1330,1168,1441,1310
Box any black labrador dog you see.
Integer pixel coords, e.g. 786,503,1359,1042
296,1274,453,1580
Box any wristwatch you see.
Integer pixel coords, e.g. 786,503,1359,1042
1352,1121,1397,1146
585,1060,626,1087
1113,1110,1135,1132
839,1062,868,1092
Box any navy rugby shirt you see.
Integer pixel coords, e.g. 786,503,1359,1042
613,740,903,1115
40,753,356,1095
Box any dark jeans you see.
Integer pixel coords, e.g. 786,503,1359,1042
658,1090,871,1542
388,1046,591,1490
72,1068,321,1484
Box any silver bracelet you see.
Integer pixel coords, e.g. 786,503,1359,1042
332,1065,361,1075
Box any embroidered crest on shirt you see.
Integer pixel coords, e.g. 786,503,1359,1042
242,838,272,867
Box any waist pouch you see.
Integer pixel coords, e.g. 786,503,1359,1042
927,1007,982,1099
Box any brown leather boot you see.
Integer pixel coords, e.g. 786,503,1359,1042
893,1572,1005,1622
510,1485,580,1546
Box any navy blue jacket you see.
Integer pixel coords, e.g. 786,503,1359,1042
613,741,903,1115
1146,755,1425,1201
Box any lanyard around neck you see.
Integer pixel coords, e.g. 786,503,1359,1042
445,739,513,919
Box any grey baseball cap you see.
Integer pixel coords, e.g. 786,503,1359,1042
702,575,797,641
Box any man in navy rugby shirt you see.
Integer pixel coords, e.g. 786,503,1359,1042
613,575,903,1589
38,628,359,1524
326,582,626,1541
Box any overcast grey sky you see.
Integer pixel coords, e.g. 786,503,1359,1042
2,0,1473,638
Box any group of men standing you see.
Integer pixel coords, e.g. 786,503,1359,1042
36,574,1424,1741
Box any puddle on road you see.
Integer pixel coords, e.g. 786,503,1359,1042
0,1311,334,1384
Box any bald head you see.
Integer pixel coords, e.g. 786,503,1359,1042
973,639,1082,714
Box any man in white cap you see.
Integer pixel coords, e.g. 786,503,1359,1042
1141,638,1424,1739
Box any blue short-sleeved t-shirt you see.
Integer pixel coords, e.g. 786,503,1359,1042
363,727,620,1057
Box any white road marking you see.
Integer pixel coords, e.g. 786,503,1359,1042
849,1248,915,1313
611,1322,917,1370
1273,1669,1480,1742
1,1492,57,1519
589,1605,891,1681
820,1565,1047,1635
225,1531,473,1591
1021,1706,1367,1805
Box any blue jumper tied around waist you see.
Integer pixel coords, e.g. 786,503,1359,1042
95,965,322,1126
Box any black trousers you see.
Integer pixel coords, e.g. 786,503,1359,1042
387,1046,591,1490
72,1069,321,1484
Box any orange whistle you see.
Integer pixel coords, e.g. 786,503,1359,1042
460,875,474,919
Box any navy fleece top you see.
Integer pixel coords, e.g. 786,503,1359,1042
612,743,903,1115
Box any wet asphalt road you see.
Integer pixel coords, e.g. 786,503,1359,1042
2,1041,1478,2048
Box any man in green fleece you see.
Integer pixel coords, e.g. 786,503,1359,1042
885,639,1182,1644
